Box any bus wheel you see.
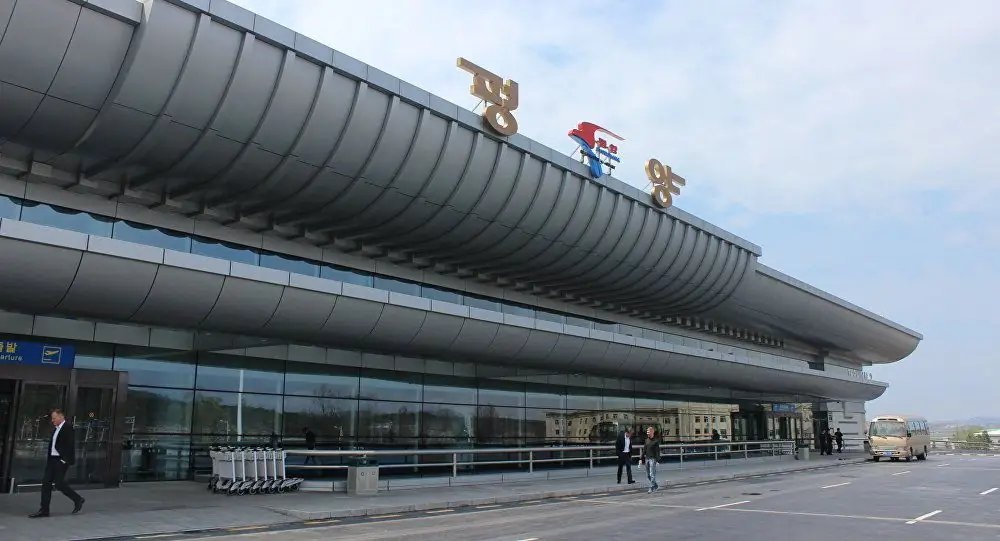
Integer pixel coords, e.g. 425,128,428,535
917,447,927,460
872,456,880,462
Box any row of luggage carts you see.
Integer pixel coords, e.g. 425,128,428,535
208,446,304,495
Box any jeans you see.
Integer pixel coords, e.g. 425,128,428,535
645,458,658,490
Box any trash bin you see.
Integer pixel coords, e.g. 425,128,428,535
796,443,810,461
346,457,379,496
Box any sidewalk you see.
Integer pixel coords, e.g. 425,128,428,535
0,454,865,541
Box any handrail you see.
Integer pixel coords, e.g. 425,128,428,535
280,440,796,477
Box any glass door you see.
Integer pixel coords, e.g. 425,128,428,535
9,383,66,486
71,386,116,486
0,380,14,491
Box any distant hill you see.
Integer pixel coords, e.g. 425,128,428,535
932,417,1000,427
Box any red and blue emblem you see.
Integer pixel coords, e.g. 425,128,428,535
568,122,625,178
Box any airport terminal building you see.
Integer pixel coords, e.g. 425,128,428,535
0,0,920,490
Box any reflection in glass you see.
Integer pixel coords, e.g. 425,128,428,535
284,362,358,398
113,221,192,253
358,400,419,444
564,315,593,329
526,390,566,410
536,310,565,325
121,435,191,482
191,237,259,265
478,385,525,407
113,351,196,389
502,303,535,318
124,387,194,434
74,354,113,371
260,252,320,277
421,403,475,446
20,201,113,237
359,370,422,402
193,391,282,438
282,396,357,447
464,294,500,312
195,354,284,394
321,265,373,287
476,405,523,444
423,376,477,405
0,195,20,219
10,384,66,484
524,408,556,444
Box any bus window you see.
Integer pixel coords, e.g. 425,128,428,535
869,420,907,437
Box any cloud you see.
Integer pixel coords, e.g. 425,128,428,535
230,0,1000,218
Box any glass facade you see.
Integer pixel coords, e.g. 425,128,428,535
0,196,808,370
59,342,779,482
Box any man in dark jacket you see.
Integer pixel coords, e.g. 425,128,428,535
835,429,844,453
30,408,84,518
641,426,660,493
615,427,635,484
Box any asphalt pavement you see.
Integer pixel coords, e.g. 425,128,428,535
185,454,1000,541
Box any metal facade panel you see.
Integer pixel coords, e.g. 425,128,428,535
49,7,133,110
318,296,383,340
198,277,284,331
407,311,465,355
486,326,531,360
131,266,225,326
0,237,81,312
0,0,79,93
365,304,427,349
262,287,337,340
449,319,500,353
56,252,158,319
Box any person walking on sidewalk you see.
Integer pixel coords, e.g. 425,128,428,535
615,427,635,484
835,429,844,453
29,408,84,518
641,426,660,493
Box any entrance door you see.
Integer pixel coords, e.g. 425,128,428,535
0,380,14,488
8,383,67,487
71,386,116,486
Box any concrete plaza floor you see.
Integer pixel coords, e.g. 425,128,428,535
0,453,864,541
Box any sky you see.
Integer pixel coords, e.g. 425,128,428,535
229,0,1000,422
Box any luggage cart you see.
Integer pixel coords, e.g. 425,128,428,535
276,448,303,492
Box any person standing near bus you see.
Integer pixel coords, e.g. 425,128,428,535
835,429,844,453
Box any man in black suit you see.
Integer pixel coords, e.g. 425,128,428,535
615,427,636,484
29,408,84,518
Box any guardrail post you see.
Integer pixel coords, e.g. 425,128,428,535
452,453,458,477
679,446,684,465
714,445,719,461
589,449,594,469
529,451,534,473
744,443,748,460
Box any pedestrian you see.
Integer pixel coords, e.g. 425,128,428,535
615,427,635,484
641,426,660,493
822,428,834,455
835,428,844,453
302,427,317,464
29,408,84,518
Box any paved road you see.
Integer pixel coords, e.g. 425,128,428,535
187,455,1000,541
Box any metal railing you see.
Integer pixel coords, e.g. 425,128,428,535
930,439,999,452
283,440,795,477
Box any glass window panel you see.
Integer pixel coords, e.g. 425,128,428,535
421,403,475,445
284,361,358,398
72,342,115,370
524,408,559,444
120,435,191,482
325,348,362,369
191,236,259,265
282,396,357,447
124,387,194,434
566,391,602,412
373,275,421,296
478,384,525,407
195,353,284,394
642,329,664,342
357,400,420,442
20,201,113,237
113,349,196,389
501,302,535,318
423,376,477,405
193,390,282,437
603,395,635,412
525,389,566,410
321,265,373,287
421,285,463,304
594,321,618,333
259,252,320,277
464,294,500,312
564,315,593,329
359,370,422,402
619,325,643,337
535,310,565,324
112,221,192,253
634,398,664,411
0,195,20,219
476,405,523,443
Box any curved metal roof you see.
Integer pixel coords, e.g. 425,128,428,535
0,0,920,364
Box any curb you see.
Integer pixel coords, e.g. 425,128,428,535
269,458,868,520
